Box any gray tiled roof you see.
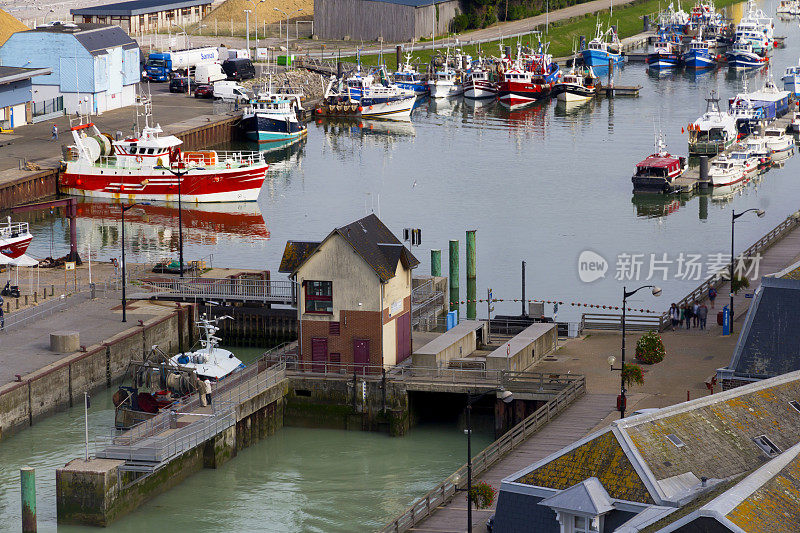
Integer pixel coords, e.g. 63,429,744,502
727,277,800,378
71,0,211,17
538,477,615,515
26,23,138,55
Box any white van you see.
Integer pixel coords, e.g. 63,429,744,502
195,63,226,84
213,81,250,102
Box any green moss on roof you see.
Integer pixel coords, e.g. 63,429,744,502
727,455,800,532
515,430,654,504
639,477,742,533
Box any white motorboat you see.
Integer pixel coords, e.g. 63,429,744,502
708,155,745,186
170,315,245,381
463,69,497,99
777,0,799,14
689,94,738,155
764,127,795,159
0,217,33,260
741,134,771,161
727,149,759,176
428,69,463,98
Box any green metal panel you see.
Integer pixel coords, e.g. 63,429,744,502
449,240,459,313
466,230,476,320
20,467,35,533
430,249,441,277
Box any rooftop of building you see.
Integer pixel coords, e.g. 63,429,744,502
71,0,211,17
0,66,52,86
14,22,138,55
279,213,419,282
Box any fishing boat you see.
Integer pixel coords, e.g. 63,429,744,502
730,76,791,122
553,66,597,102
782,59,800,96
631,133,687,193
59,98,268,203
729,96,765,136
316,75,415,120
708,155,745,186
581,22,624,67
463,68,498,99
764,127,795,159
239,84,306,144
727,149,760,176
393,54,429,96
647,36,682,69
682,32,716,70
688,94,738,155
170,315,245,381
735,0,774,53
726,39,768,70
497,44,561,106
0,217,33,260
428,69,463,98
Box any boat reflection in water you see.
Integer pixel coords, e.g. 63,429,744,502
554,97,598,117
630,194,683,218
427,95,463,116
499,100,548,137
74,198,270,260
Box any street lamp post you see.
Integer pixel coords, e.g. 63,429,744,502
608,284,661,418
729,208,765,333
274,7,303,64
245,0,267,49
157,166,196,278
244,10,252,53
453,389,513,533
120,203,137,322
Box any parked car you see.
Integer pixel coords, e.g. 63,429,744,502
169,77,189,93
222,58,256,81
194,84,214,98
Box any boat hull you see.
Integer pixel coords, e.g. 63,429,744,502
0,234,33,259
240,115,307,143
555,84,595,102
631,175,674,193
428,83,462,98
463,80,498,99
646,53,681,69
359,95,416,119
683,50,716,69
59,163,268,203
497,81,552,105
581,49,623,67
727,52,768,69
710,170,745,186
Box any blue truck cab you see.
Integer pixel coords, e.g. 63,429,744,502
145,52,171,82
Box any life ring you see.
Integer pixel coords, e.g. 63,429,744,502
136,155,143,163
226,163,231,169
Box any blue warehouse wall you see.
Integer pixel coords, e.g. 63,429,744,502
0,33,95,93
122,48,140,86
0,79,33,108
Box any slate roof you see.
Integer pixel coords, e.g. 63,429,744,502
363,0,454,7
25,24,138,55
278,214,419,282
724,277,800,379
72,0,211,17
538,477,615,515
505,369,800,514
0,66,51,86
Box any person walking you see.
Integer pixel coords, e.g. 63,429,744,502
669,303,679,331
692,301,700,327
708,286,717,308
698,303,708,330
684,304,692,330
679,304,685,329
0,294,4,330
51,124,58,141
204,378,212,406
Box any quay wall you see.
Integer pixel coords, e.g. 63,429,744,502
211,305,298,347
0,167,59,209
285,375,410,436
56,378,287,527
0,304,196,441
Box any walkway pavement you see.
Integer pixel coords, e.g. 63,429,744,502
411,394,616,533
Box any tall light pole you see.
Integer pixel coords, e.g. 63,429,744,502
157,165,197,278
453,389,513,533
120,203,137,322
171,23,193,96
244,10,252,53
274,7,303,64
608,285,661,418
245,0,267,48
730,208,765,333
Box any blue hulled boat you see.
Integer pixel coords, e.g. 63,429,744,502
647,37,681,69
240,89,306,143
392,53,429,96
581,22,624,67
726,39,768,69
682,35,716,70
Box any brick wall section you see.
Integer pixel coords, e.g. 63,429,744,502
381,295,410,324
301,309,382,367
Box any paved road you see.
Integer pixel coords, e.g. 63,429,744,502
411,394,616,533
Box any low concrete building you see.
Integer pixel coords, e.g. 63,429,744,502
314,0,459,42
716,275,800,390
71,0,212,35
0,23,140,115
0,66,52,129
485,322,556,372
279,214,419,371
493,370,800,532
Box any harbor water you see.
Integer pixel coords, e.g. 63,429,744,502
0,348,493,532
26,6,800,321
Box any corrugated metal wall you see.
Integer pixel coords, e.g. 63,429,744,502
414,1,459,39
1,34,95,93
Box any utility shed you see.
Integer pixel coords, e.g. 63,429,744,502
485,322,556,372
716,276,800,390
0,23,140,115
0,66,51,129
313,0,459,42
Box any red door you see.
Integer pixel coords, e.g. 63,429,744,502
353,339,370,372
311,338,328,372
396,312,411,363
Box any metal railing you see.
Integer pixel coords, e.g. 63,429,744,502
411,279,446,331
662,210,800,325
32,96,64,117
580,312,665,332
131,276,297,304
377,375,587,533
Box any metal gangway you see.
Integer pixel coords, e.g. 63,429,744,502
128,276,298,306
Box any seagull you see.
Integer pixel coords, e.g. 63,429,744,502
411,180,418,188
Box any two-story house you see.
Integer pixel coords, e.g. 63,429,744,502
279,214,419,371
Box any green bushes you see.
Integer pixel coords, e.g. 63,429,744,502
622,363,645,387
635,331,666,365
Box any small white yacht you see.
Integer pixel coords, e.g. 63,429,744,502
709,155,745,186
727,149,759,176
170,316,245,381
764,127,795,159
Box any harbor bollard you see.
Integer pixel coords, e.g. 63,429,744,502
699,156,709,184
20,467,36,532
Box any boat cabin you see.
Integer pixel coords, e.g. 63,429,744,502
635,155,685,179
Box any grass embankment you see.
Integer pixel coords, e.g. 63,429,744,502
342,0,741,69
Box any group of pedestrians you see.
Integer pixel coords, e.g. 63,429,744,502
669,301,709,331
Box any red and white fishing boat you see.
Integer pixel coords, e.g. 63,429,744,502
497,45,561,107
59,101,268,203
463,69,498,99
0,217,33,259
631,133,687,193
